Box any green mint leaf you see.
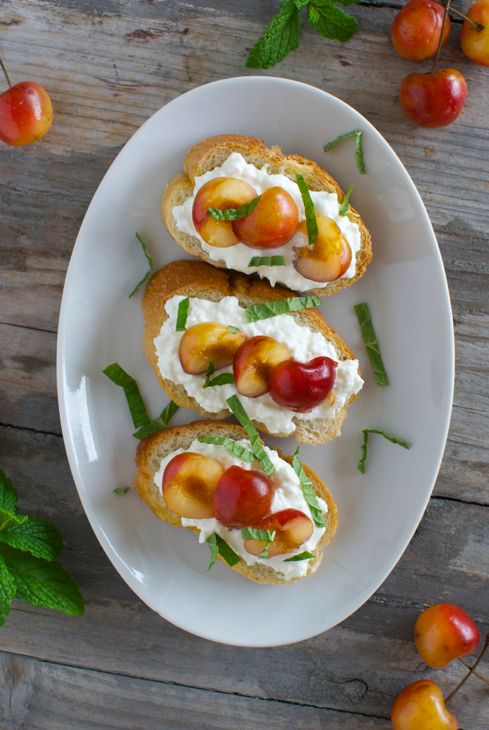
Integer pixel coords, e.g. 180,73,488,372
197,436,256,463
295,0,311,7
0,469,17,514
307,0,358,43
208,196,261,221
323,129,366,174
0,554,16,626
248,255,287,267
241,527,276,542
133,401,179,440
354,303,389,387
176,297,190,331
226,396,275,476
0,517,63,562
0,545,84,616
113,487,130,496
203,373,235,389
203,362,216,388
246,0,302,69
296,174,318,245
0,508,27,533
357,429,411,474
206,533,240,569
292,448,326,528
339,185,353,216
128,232,154,298
228,325,240,334
283,550,314,562
103,363,150,428
244,295,321,322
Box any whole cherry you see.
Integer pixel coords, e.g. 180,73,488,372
391,680,457,730
399,68,467,127
414,603,480,668
460,1,489,66
392,0,450,61
0,58,53,146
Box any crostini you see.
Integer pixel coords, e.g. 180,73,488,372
142,260,363,444
162,134,372,295
134,421,338,584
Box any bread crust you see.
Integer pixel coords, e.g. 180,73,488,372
134,420,338,585
162,134,372,297
143,260,360,445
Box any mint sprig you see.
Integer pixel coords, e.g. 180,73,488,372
0,469,84,626
246,0,360,70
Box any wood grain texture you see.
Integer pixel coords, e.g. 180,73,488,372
0,0,488,727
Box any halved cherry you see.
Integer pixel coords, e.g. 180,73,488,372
232,186,299,249
213,465,274,529
179,322,246,375
163,452,224,519
233,335,291,397
294,217,352,282
243,509,314,557
192,177,258,247
268,356,337,412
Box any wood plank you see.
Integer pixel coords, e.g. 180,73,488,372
0,425,487,726
0,652,391,730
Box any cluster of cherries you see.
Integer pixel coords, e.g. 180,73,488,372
192,177,352,283
392,602,488,728
393,0,489,127
162,452,313,556
179,322,337,412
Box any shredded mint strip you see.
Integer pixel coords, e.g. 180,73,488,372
292,448,326,528
354,303,389,387
103,363,150,428
176,297,190,331
339,185,353,216
228,325,240,334
206,533,240,569
133,401,179,440
248,255,287,267
197,436,256,463
208,196,261,221
324,129,366,174
296,174,318,245
244,295,321,323
113,487,130,496
128,232,154,298
357,429,411,474
204,373,235,388
241,528,276,559
226,396,275,476
283,551,314,562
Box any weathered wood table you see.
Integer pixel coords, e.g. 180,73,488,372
1,1,488,727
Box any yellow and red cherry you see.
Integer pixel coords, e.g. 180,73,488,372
400,68,467,127
0,80,53,147
243,509,314,558
162,452,224,519
233,335,291,398
213,465,274,529
268,356,337,412
391,0,450,61
461,1,489,66
414,603,480,668
192,177,258,247
232,186,299,249
178,322,246,375
294,217,352,282
391,680,457,730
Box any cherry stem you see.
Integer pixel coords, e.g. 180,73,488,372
432,0,452,72
445,634,489,704
450,7,484,30
0,57,12,87
458,657,489,686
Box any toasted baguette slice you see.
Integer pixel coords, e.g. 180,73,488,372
134,421,338,585
143,259,361,445
162,134,372,296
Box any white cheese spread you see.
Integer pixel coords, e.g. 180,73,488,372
172,152,362,291
154,438,328,580
155,295,363,436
